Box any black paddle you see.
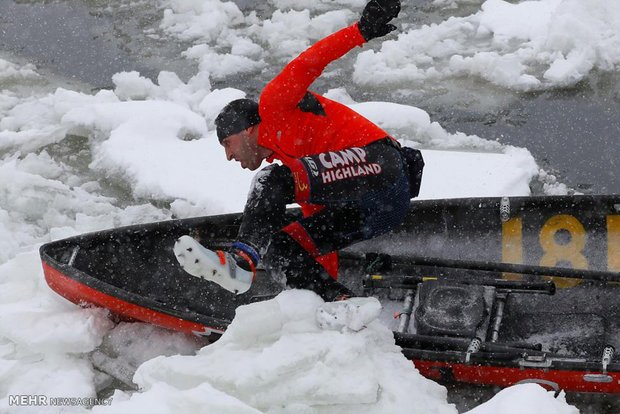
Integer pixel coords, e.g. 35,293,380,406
339,251,620,283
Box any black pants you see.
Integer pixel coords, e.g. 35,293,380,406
236,139,422,300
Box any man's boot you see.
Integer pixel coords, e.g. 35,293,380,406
173,236,256,295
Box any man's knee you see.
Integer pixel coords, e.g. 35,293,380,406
263,231,303,271
263,230,320,284
263,230,350,300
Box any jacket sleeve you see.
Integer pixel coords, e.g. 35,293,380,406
259,23,366,118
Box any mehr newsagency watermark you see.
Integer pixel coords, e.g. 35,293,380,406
9,394,112,407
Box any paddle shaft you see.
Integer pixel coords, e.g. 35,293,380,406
364,275,556,294
393,331,545,356
340,251,620,283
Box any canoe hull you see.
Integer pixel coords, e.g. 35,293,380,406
39,195,620,393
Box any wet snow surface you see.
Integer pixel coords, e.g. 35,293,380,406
1,0,619,412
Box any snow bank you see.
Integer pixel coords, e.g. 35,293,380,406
354,0,620,90
418,148,537,198
0,251,111,414
0,151,169,263
157,0,620,91
464,383,579,414
0,252,201,413
94,290,457,414
69,86,538,210
0,88,115,153
159,0,358,77
1,64,540,224
0,58,39,82
88,291,580,414
347,99,538,198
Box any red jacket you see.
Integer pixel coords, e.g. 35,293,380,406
257,23,390,165
257,23,392,278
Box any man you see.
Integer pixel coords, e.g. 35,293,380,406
174,0,423,305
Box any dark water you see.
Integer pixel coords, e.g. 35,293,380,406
0,0,195,88
438,77,620,195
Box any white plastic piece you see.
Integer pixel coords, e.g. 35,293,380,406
173,235,252,294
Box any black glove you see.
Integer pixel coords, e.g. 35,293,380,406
358,0,401,41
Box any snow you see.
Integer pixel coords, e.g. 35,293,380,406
0,252,109,414
0,0,599,412
93,291,456,414
465,383,579,414
0,58,40,82
353,0,620,90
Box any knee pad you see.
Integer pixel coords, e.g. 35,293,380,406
263,231,352,301
263,232,309,273
263,231,321,286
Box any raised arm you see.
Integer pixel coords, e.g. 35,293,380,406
260,0,401,117
259,24,366,116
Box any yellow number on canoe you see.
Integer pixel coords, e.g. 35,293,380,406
608,215,620,272
539,215,587,288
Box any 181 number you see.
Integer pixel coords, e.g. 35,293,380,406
502,215,620,287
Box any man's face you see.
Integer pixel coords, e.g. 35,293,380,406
221,127,263,171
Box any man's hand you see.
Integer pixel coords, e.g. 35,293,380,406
358,0,401,41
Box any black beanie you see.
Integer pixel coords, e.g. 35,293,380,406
215,99,261,142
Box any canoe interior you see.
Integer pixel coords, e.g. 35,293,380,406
40,195,620,368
